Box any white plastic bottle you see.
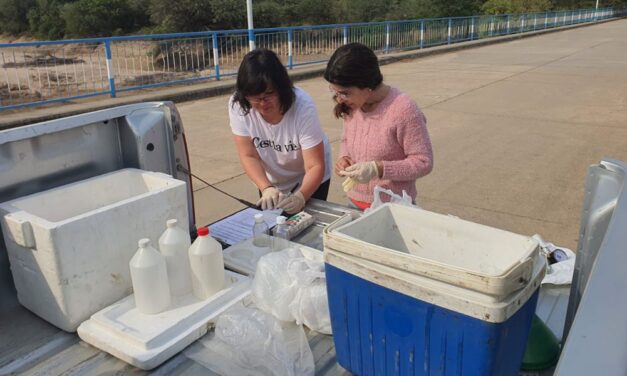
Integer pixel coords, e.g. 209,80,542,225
252,213,270,247
272,216,290,252
159,219,192,296
129,238,171,314
189,227,225,300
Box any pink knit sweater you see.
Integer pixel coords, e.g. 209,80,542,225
340,87,433,203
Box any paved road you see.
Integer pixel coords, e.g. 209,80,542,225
180,19,627,250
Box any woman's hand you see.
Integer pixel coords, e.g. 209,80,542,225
335,156,354,176
256,186,281,210
339,161,380,183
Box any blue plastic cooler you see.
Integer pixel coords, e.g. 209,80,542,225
326,263,539,376
323,204,545,376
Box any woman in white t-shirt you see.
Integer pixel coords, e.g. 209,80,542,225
229,48,332,214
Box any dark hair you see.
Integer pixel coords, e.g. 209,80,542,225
232,48,295,115
324,43,383,118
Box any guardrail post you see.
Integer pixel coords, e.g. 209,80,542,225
420,20,424,48
545,12,549,28
447,18,452,44
490,16,494,36
470,17,475,40
533,14,537,30
385,22,390,53
506,15,510,34
343,26,348,45
287,29,293,69
563,11,567,25
520,15,525,33
212,32,220,80
554,12,558,27
104,39,116,98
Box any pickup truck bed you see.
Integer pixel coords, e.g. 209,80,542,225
1,102,624,375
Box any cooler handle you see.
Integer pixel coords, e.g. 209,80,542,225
3,213,36,248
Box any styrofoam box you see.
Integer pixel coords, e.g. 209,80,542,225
78,270,251,370
0,168,188,332
324,203,540,298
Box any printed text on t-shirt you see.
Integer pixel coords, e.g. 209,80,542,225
252,137,301,152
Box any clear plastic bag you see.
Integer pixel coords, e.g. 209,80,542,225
287,258,332,335
252,248,332,334
185,305,315,376
366,185,415,213
252,248,300,322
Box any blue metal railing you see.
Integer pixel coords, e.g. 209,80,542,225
0,7,622,111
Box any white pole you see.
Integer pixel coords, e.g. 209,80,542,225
246,0,255,51
595,0,599,20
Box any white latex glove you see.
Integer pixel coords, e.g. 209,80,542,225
277,191,306,214
339,161,379,184
342,177,357,192
256,186,281,210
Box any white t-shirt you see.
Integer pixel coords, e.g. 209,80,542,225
229,87,332,192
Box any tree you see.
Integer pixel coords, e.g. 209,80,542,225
27,0,70,39
148,0,214,32
0,0,36,34
482,0,553,14
62,0,139,37
432,0,483,16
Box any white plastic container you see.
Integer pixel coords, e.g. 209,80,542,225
130,239,171,314
272,216,290,252
252,213,270,247
159,219,192,296
0,168,188,331
189,227,225,300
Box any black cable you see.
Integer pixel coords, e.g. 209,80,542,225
176,164,259,209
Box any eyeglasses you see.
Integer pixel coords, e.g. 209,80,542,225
329,85,352,101
247,91,277,105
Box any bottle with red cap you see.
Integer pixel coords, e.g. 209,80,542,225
188,227,225,300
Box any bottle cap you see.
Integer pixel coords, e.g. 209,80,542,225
166,219,178,228
138,238,151,247
197,227,209,236
276,216,287,225
254,213,264,222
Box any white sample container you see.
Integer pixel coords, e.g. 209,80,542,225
159,219,192,296
189,227,225,300
130,239,171,314
0,168,188,331
272,216,290,252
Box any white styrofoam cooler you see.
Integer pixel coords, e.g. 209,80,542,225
0,168,188,332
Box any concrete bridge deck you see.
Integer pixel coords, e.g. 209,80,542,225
181,19,627,250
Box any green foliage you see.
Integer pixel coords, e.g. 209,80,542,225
27,0,70,39
148,0,214,32
482,0,553,14
61,0,142,37
0,0,36,34
1,0,625,39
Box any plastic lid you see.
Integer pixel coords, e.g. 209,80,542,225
197,227,209,236
276,216,287,225
166,219,178,227
254,213,264,222
138,238,151,247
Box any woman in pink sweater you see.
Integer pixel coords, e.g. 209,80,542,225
324,43,433,209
